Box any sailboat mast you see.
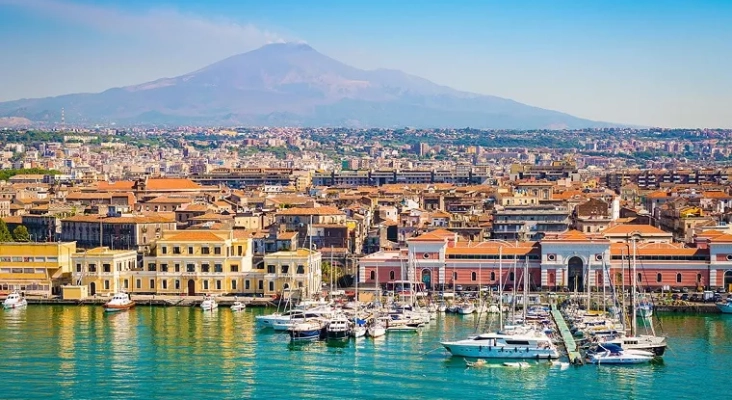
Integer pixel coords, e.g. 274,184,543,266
631,237,638,336
498,246,503,329
586,257,591,311
523,257,528,322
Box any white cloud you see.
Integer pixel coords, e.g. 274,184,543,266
0,0,283,51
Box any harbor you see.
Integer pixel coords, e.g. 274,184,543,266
1,304,731,399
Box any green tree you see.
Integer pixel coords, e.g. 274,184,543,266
12,225,30,242
0,220,13,242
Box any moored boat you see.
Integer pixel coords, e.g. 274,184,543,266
2,291,27,309
231,301,246,312
716,298,732,314
102,292,134,312
200,294,218,311
326,315,351,339
587,343,655,364
288,320,324,342
441,330,559,359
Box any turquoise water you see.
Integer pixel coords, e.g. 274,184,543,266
0,306,729,400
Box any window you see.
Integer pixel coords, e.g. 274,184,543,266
104,280,110,290
202,263,210,273
490,271,496,281
471,272,477,281
88,264,97,273
231,264,239,273
297,265,305,274
162,247,167,255
389,271,395,280
148,263,156,271
136,279,141,289
174,280,180,290
676,273,682,283
216,280,222,290
245,280,250,290
214,263,223,273
638,273,643,283
509,272,514,282
203,280,209,290
101,264,110,273
232,280,237,290
150,279,155,289
186,264,195,273
656,273,662,283
370,271,375,280
453,272,457,280
188,247,194,255
237,246,243,256
258,280,263,290
162,280,168,290
281,265,289,274
175,263,180,272
76,263,82,272
697,273,702,283
161,264,168,272
267,265,275,274
268,281,274,291
201,247,210,255
173,246,180,254
124,279,129,289
214,247,222,255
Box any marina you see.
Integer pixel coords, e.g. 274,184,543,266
0,304,730,399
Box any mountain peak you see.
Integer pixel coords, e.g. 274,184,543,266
258,41,315,53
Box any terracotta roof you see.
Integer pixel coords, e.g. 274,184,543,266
609,242,706,256
178,204,210,212
408,229,456,242
66,192,113,200
277,232,298,240
97,181,135,191
276,206,344,216
144,196,192,204
1,216,22,224
603,224,670,236
63,215,175,224
447,241,539,256
145,179,203,191
189,213,233,221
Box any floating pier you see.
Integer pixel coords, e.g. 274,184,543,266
550,304,583,365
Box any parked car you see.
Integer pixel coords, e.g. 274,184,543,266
671,293,680,300
680,293,690,301
689,294,700,302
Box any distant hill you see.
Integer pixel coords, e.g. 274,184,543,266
0,43,613,128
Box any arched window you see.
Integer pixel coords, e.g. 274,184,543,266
370,271,375,280
490,271,496,281
637,273,642,283
676,273,682,283
509,272,515,282
656,273,662,283
389,271,395,280
697,273,702,283
453,272,457,280
471,272,477,281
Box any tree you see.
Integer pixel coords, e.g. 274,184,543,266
12,225,30,242
0,220,13,242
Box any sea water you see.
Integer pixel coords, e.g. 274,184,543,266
0,306,728,399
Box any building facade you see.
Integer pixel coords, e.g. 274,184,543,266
71,247,137,296
0,242,76,295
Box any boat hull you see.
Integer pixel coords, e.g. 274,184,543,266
103,302,135,312
3,302,27,309
441,343,559,359
289,329,322,341
367,327,386,338
716,303,732,314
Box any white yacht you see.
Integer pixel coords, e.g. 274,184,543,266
326,315,351,339
457,303,475,315
103,292,135,312
367,318,387,338
604,335,667,356
256,305,334,330
587,343,655,364
3,291,27,309
441,330,559,359
230,301,246,312
200,295,218,311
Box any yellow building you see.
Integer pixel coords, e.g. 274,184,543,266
71,247,137,296
136,230,253,295
0,241,76,295
257,249,322,298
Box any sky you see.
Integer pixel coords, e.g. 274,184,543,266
1,0,731,128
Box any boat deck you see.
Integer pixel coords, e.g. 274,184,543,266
550,304,583,365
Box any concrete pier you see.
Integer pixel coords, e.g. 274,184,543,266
550,304,583,365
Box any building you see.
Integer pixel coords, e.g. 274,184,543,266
61,214,177,251
256,249,322,297
71,247,137,296
135,230,253,296
0,242,76,295
492,205,571,241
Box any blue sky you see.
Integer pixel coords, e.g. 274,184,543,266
1,0,731,127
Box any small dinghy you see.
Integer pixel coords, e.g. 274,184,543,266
503,362,531,368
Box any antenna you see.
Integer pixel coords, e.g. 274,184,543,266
60,107,65,128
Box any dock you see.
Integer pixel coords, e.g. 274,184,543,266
550,303,583,365
24,295,278,308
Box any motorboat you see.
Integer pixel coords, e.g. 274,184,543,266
587,343,655,364
326,315,351,339
441,330,559,359
257,306,335,330
716,298,732,314
230,301,246,312
288,320,324,342
102,292,135,312
351,317,367,338
200,295,218,311
3,291,27,309
437,302,447,313
503,362,531,368
604,335,667,356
